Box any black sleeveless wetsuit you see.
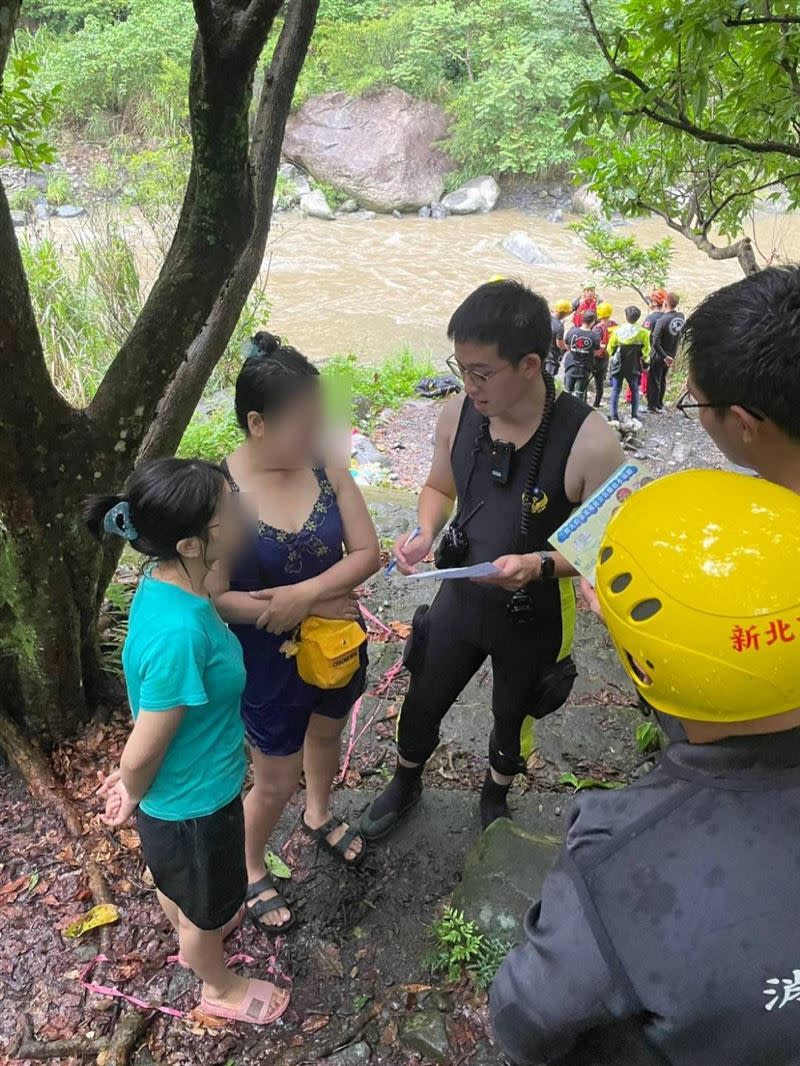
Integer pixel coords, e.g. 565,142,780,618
397,392,592,774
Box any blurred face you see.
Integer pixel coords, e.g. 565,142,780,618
583,288,595,300
247,385,323,467
178,481,250,569
449,341,540,418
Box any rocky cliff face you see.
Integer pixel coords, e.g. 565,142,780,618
283,88,455,213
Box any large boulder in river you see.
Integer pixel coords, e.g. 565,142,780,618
442,175,500,215
502,230,554,266
283,89,455,213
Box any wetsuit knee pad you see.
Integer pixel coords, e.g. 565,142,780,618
489,728,526,777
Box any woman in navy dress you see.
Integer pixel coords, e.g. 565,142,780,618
212,333,380,931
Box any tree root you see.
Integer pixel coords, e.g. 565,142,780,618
11,1011,150,1065
1,713,151,1064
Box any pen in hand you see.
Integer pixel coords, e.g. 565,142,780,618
385,525,422,575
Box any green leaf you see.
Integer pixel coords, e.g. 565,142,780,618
265,851,292,880
353,994,372,1010
559,772,625,793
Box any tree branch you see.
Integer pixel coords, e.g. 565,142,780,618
638,197,757,273
724,15,800,26
581,0,800,160
140,0,321,462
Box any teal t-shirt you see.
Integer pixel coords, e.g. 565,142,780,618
122,574,247,821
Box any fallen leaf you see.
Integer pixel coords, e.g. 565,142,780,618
63,903,120,939
388,621,412,639
187,1008,228,1029
380,1022,398,1046
265,851,291,880
0,876,28,899
117,828,140,850
314,941,344,978
289,1035,305,1047
302,1015,330,1035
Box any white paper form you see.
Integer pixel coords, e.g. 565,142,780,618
401,562,502,581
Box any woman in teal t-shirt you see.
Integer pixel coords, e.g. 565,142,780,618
85,458,289,1027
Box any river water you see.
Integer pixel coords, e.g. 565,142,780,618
260,207,800,361
49,204,800,363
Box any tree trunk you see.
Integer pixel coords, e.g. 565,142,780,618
0,0,318,746
735,236,758,276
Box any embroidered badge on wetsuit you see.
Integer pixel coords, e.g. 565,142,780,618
523,488,549,515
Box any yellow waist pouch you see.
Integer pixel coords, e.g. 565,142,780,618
295,616,366,690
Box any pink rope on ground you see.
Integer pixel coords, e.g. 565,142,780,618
359,604,395,638
80,954,185,1019
337,696,363,783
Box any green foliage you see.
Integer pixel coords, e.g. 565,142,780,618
635,721,664,755
87,161,122,195
45,170,73,206
570,0,800,257
8,185,41,213
571,217,674,302
100,578,134,677
0,52,61,169
22,1,129,33
428,907,510,989
322,347,435,429
24,0,194,129
274,174,300,209
297,0,604,178
20,222,142,405
178,409,243,463
559,771,625,793
314,179,348,210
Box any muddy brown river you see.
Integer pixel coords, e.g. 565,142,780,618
50,205,800,362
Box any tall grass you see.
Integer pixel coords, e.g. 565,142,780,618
22,218,270,411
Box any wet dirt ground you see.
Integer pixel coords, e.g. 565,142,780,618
0,403,738,1066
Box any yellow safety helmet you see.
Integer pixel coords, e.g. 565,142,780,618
597,302,613,319
554,299,572,314
489,274,506,284
596,469,800,723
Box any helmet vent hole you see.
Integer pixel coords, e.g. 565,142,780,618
627,653,653,685
610,572,632,593
631,598,662,622
600,546,613,564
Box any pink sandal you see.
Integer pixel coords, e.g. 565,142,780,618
200,978,290,1025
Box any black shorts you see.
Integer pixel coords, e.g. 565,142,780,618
137,795,247,931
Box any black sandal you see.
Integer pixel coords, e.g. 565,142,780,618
245,873,296,932
300,810,367,867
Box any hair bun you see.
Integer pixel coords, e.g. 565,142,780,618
253,331,282,356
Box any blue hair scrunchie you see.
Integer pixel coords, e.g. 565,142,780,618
241,338,262,361
103,501,139,542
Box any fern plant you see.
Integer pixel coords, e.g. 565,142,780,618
427,906,511,989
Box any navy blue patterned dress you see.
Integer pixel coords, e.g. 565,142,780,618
226,467,368,757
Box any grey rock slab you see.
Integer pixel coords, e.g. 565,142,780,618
441,175,500,215
300,188,336,221
400,1009,451,1062
572,183,605,217
10,210,28,227
54,204,86,219
326,1041,372,1065
502,230,554,266
452,818,560,941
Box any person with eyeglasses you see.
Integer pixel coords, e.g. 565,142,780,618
359,280,624,841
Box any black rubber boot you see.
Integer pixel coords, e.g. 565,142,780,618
479,770,513,830
360,762,424,841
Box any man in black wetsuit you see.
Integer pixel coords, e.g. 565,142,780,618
648,291,684,412
360,281,624,838
563,311,601,403
545,299,572,377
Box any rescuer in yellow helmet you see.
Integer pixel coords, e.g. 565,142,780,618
591,302,617,409
545,300,573,377
492,468,800,1066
